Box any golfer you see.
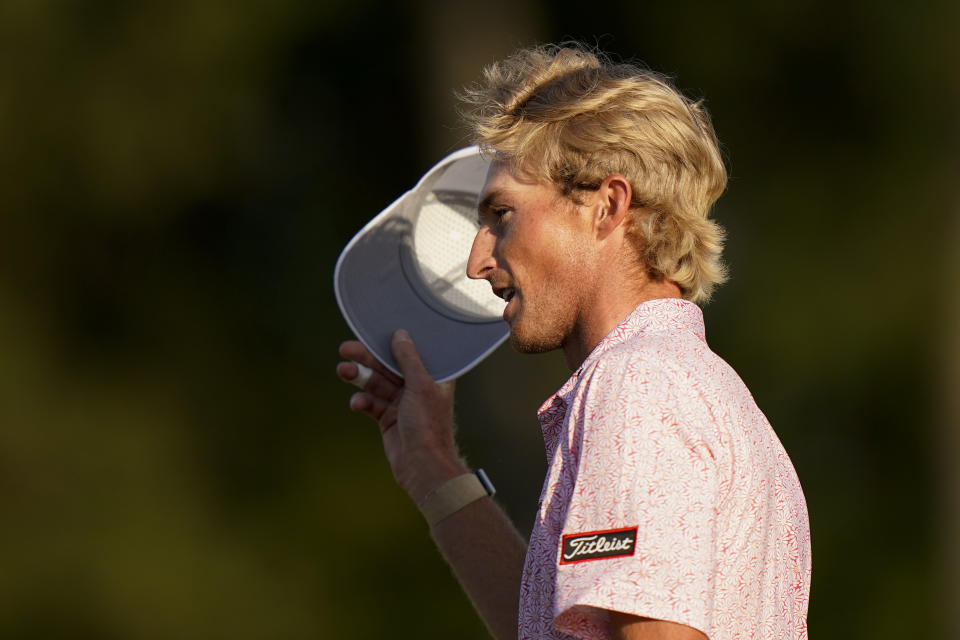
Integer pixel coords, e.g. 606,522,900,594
336,43,811,640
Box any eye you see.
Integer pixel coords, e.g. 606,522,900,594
491,207,512,226
476,204,513,230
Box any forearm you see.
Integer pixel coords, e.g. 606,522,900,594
428,495,527,640
336,336,526,638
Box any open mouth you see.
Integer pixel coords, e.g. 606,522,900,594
493,286,519,322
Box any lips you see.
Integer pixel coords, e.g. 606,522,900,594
492,284,518,321
492,283,516,301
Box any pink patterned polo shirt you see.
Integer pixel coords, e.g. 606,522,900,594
518,299,811,640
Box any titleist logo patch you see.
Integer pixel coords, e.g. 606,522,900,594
560,526,638,564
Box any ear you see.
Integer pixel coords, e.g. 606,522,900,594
594,174,633,240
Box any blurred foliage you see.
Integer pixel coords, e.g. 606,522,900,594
0,0,956,638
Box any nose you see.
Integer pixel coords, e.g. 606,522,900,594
466,227,496,280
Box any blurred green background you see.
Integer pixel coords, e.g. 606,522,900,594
0,1,957,638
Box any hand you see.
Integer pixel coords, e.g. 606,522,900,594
336,330,468,503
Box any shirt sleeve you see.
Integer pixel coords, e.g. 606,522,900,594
552,356,720,639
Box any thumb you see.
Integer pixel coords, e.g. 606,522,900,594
391,329,432,385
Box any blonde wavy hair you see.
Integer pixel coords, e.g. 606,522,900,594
459,43,728,303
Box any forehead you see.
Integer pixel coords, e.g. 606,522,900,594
478,160,556,205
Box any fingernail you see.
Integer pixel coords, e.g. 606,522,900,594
394,329,411,342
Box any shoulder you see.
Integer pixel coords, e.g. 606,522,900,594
584,328,721,396
575,328,749,449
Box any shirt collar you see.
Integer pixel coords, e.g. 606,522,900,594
537,298,706,422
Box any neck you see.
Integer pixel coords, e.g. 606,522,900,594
560,278,683,371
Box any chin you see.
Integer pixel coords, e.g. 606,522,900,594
509,333,556,355
508,315,567,355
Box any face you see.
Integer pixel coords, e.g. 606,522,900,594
467,161,599,354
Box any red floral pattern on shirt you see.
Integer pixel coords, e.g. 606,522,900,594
518,299,811,640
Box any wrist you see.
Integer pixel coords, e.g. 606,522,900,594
417,469,496,527
400,454,470,505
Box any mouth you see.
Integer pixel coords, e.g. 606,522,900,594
492,284,519,322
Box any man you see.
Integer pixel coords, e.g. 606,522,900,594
336,44,811,640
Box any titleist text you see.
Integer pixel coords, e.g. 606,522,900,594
560,527,638,564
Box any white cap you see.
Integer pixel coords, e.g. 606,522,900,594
334,146,508,382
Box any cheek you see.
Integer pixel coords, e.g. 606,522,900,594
500,217,586,282
494,221,527,267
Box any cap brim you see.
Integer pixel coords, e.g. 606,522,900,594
334,147,509,383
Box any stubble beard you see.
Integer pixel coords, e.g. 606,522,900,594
508,292,574,355
509,331,559,355
507,234,593,356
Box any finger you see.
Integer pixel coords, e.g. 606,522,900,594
349,393,398,434
390,329,433,386
336,361,400,401
438,378,457,399
349,362,373,389
335,360,361,384
349,392,389,421
339,340,403,385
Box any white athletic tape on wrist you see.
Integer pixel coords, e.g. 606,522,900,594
417,470,495,527
349,362,373,389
